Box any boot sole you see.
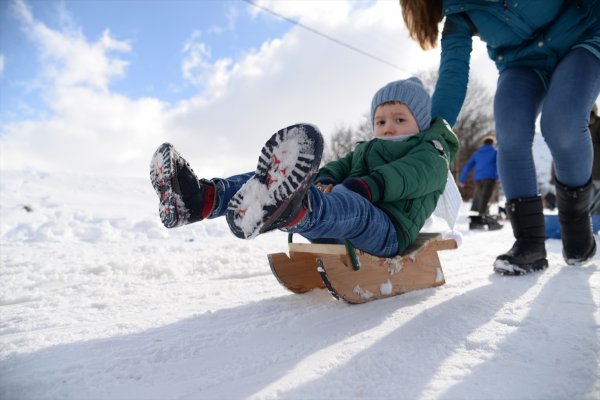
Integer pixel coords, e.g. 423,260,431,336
150,143,195,228
493,258,548,276
226,124,323,239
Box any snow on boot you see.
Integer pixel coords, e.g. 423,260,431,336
494,196,548,275
556,179,597,265
226,123,323,239
150,143,216,228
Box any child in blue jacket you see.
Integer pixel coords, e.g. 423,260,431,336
458,136,501,230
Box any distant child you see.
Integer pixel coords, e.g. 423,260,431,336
458,135,502,230
150,77,459,257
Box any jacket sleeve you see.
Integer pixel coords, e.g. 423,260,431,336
316,150,355,183
459,154,476,183
366,142,450,203
432,14,473,127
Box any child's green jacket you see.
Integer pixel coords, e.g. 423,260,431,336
316,118,460,253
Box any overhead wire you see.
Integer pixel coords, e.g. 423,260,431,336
240,0,407,72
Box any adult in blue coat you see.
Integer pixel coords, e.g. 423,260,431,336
400,0,600,275
458,136,500,230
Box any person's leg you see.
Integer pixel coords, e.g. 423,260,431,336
494,68,546,199
541,48,599,187
493,68,548,274
208,172,254,218
470,183,482,213
285,185,399,257
477,179,503,230
477,179,496,215
540,48,600,264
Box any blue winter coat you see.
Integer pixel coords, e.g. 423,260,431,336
458,144,498,183
433,0,600,126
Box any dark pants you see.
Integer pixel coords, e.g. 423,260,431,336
471,179,497,215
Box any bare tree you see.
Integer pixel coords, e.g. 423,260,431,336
322,114,372,165
419,68,495,172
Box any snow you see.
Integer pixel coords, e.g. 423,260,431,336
533,133,554,196
1,169,599,400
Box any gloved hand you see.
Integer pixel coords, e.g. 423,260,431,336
314,177,337,193
314,177,337,186
342,177,372,201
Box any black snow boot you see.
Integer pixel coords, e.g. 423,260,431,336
150,143,217,228
494,196,548,275
469,215,485,230
556,179,597,265
226,123,323,239
482,215,503,231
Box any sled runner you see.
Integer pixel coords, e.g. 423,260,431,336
267,232,458,304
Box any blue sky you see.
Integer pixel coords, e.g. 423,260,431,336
0,0,497,178
1,0,292,123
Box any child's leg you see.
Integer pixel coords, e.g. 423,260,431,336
285,185,399,258
208,172,254,218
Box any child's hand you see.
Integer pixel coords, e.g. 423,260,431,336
342,177,372,201
314,177,336,192
315,183,334,193
314,177,336,186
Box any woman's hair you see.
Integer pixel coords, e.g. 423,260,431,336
399,0,444,50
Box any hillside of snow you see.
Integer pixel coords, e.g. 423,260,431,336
0,169,599,400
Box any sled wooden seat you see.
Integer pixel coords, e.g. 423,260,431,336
267,232,458,303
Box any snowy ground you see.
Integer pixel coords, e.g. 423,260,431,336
1,170,599,400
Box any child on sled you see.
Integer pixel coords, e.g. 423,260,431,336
150,77,459,257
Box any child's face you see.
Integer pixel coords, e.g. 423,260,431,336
373,103,420,138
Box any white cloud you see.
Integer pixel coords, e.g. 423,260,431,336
0,0,497,179
1,0,160,176
12,0,130,92
163,0,450,177
208,3,239,35
0,54,4,78
181,30,234,100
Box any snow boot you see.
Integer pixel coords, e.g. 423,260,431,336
494,196,548,275
226,123,323,239
482,215,503,231
556,179,597,265
469,215,486,230
150,143,216,228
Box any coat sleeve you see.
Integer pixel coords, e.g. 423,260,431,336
432,14,473,127
367,142,450,203
459,154,476,183
316,150,355,183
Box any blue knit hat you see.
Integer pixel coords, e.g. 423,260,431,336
370,77,432,131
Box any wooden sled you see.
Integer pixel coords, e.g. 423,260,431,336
267,232,458,304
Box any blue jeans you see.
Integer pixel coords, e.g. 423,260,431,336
208,173,399,257
208,172,255,218
284,185,399,257
494,48,600,199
